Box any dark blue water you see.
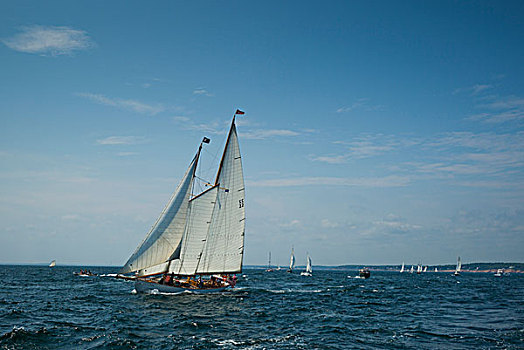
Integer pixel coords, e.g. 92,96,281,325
0,266,522,349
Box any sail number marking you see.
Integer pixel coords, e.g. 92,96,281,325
239,198,244,208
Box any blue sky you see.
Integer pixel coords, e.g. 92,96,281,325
1,1,523,266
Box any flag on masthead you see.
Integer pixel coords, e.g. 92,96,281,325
235,109,245,115
202,137,210,144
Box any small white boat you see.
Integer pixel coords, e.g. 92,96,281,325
409,265,414,274
265,252,274,272
287,247,295,273
300,254,312,276
423,266,427,273
454,256,461,276
400,262,405,273
434,267,438,272
494,269,503,277
48,260,56,268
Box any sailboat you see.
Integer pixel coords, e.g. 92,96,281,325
409,265,414,273
48,260,56,268
454,256,461,276
400,262,405,273
434,267,438,272
287,247,295,273
300,254,312,276
120,112,246,294
265,252,274,272
423,266,427,273
416,264,422,274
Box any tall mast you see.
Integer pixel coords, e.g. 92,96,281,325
214,115,237,185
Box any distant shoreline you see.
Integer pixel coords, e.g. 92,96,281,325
1,262,523,274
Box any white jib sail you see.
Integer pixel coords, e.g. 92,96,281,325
120,153,198,275
306,256,312,273
196,120,245,274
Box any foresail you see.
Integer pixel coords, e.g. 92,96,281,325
171,186,219,275
196,121,245,274
120,153,198,275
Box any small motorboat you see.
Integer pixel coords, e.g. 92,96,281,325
359,268,370,279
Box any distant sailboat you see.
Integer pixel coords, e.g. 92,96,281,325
265,252,274,272
416,264,422,274
410,265,414,274
287,247,295,273
434,267,438,272
359,267,370,279
300,254,312,276
454,256,461,276
49,260,56,268
400,262,405,273
423,266,427,273
119,112,246,294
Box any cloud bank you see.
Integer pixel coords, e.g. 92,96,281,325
2,25,94,56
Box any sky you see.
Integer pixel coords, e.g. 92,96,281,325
1,1,523,267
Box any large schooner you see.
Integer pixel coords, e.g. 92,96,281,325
120,111,246,294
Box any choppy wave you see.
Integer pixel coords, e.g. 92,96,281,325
0,266,523,349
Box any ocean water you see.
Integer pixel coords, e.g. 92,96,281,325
0,266,522,349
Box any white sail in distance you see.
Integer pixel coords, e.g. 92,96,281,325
289,248,295,271
400,262,404,273
306,255,312,274
456,256,462,273
49,260,56,267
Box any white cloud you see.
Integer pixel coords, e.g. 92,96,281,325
96,136,145,145
336,98,383,113
251,175,410,188
116,152,139,157
2,25,94,56
173,116,225,135
309,155,347,164
454,83,493,96
321,219,339,228
279,219,301,228
193,88,213,97
241,129,301,140
77,93,165,115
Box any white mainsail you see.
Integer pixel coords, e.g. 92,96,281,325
289,248,295,271
121,116,245,278
423,266,427,272
400,262,405,273
305,255,312,274
196,120,245,274
455,256,461,273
